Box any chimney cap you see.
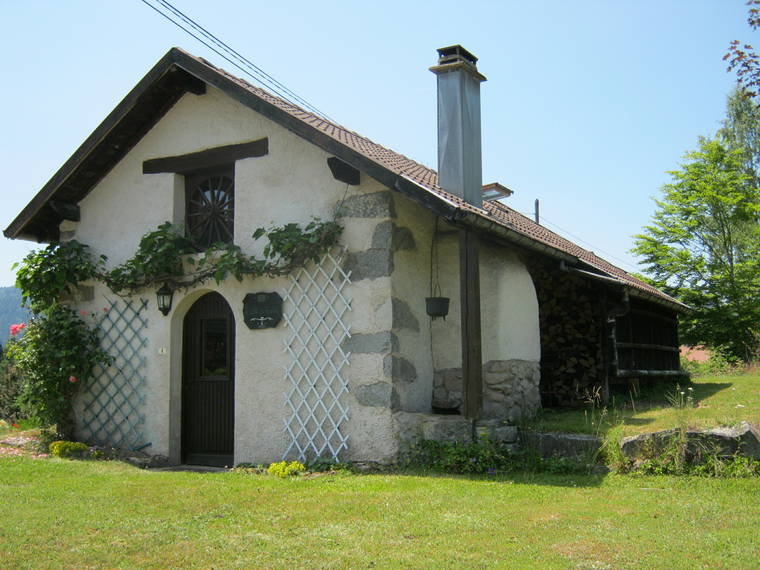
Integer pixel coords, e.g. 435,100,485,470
436,45,478,65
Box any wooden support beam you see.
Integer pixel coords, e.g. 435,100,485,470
143,137,269,174
48,200,80,222
459,228,483,419
327,157,360,185
616,369,687,378
615,342,680,352
629,307,677,324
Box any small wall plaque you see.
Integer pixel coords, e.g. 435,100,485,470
243,292,283,329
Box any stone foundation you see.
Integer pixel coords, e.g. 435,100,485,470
393,412,521,457
432,359,541,422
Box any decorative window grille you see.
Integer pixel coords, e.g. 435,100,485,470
186,166,235,247
283,252,351,461
79,298,148,450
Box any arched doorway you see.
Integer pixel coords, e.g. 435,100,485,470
182,292,235,466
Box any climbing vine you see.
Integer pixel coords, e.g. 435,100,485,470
9,217,341,432
105,218,342,293
13,218,342,299
14,240,105,313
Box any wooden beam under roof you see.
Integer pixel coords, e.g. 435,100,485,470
143,138,269,174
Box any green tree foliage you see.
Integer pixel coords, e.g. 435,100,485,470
633,139,760,361
721,88,760,185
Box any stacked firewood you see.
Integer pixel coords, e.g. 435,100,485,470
526,258,606,407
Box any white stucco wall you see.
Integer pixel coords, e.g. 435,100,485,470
431,225,541,370
390,194,436,412
69,86,396,464
63,82,541,462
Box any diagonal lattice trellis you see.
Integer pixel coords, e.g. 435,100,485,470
283,252,351,462
80,298,148,450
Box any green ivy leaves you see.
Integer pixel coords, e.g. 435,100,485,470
15,218,343,298
14,241,105,313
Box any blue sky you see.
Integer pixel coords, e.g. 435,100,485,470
0,0,750,286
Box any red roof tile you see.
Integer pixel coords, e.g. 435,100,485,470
5,48,683,310
189,52,681,309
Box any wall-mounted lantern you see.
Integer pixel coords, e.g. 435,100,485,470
156,283,174,316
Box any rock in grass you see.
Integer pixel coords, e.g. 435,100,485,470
620,421,760,461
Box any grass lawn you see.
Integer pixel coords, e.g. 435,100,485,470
529,370,760,437
1,456,759,569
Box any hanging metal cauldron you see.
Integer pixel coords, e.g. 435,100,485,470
425,296,450,319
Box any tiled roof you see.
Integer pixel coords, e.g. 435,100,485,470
5,47,681,310
190,52,682,309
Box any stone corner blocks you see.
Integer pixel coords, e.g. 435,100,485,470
339,191,396,219
384,355,417,383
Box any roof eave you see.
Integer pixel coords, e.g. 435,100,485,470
452,209,689,314
4,48,206,242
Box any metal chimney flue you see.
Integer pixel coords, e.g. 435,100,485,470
430,45,487,208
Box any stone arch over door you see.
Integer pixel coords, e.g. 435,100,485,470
181,291,235,466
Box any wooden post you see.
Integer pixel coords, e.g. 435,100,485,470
459,228,483,419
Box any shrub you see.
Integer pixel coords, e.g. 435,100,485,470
6,306,111,436
0,345,23,422
306,457,356,473
49,440,89,459
406,437,591,475
267,460,306,478
14,240,104,314
231,463,267,475
681,347,741,376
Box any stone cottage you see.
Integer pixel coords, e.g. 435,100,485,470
4,46,686,466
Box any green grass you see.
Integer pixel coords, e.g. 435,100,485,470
1,457,759,568
530,371,760,437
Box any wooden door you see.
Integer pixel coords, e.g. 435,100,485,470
182,292,235,466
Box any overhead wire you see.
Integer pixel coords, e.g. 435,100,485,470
141,0,641,276
153,0,329,118
521,211,641,273
139,0,336,122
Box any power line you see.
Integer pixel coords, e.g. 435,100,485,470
154,0,327,117
139,0,336,122
524,212,641,273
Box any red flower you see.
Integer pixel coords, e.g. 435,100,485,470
11,423,19,429
68,375,77,383
79,309,89,317
9,323,25,336
102,307,109,313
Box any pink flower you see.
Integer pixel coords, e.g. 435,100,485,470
102,307,109,313
9,323,25,336
68,375,77,383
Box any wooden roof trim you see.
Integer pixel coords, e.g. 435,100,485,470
143,137,269,174
3,48,685,314
4,49,205,241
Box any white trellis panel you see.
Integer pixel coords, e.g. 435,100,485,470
282,252,351,461
80,298,148,450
